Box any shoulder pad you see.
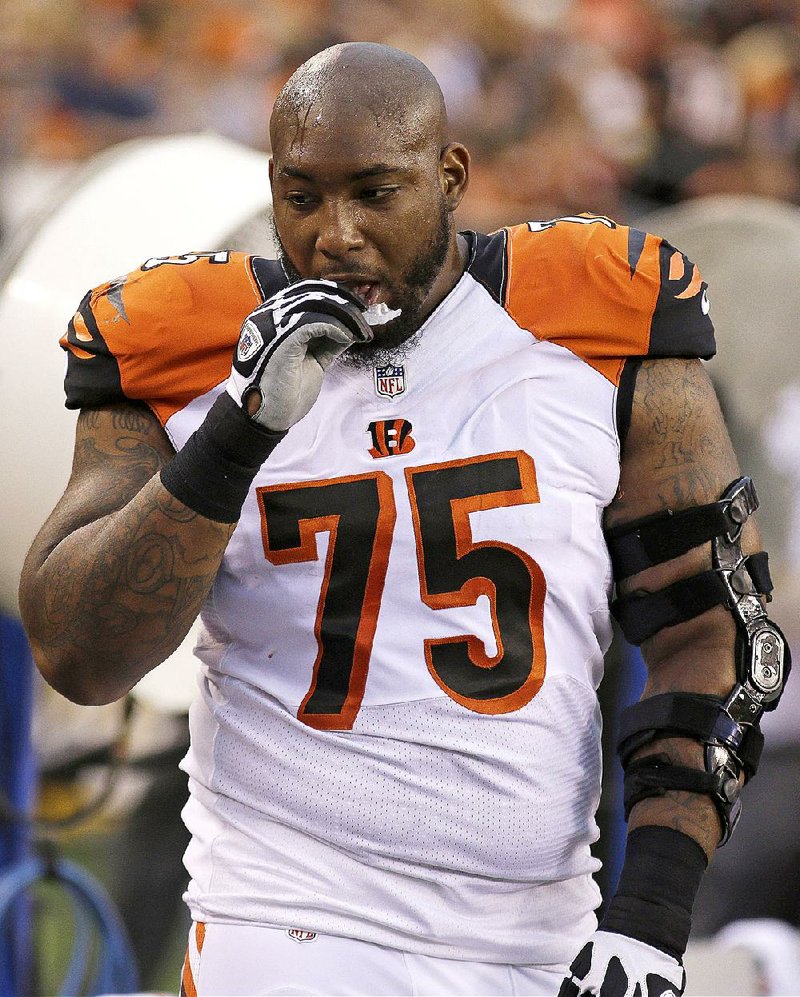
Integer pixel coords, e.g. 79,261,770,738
61,252,285,424
479,216,715,384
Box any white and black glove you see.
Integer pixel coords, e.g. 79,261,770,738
557,930,685,997
558,828,707,997
161,281,371,522
226,279,373,431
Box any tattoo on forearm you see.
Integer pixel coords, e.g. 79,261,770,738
632,790,721,858
27,405,236,688
629,738,722,858
126,533,176,594
157,490,202,523
37,480,233,662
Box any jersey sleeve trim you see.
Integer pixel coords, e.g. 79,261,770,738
615,357,641,454
648,240,715,359
61,290,126,409
250,256,291,300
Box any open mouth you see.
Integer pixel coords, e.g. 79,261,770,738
324,276,403,324
339,280,382,307
328,278,403,326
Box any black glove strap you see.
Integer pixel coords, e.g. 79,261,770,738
160,392,286,523
600,826,707,961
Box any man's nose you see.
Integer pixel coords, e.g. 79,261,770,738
314,200,365,258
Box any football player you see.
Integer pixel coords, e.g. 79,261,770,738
19,43,788,996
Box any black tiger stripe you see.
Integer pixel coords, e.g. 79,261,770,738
627,227,647,279
63,290,126,409
463,229,508,305
250,256,291,301
648,239,715,360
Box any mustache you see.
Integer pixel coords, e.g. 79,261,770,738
269,218,396,291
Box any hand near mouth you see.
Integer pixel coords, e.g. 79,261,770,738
228,280,374,431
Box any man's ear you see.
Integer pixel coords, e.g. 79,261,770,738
440,143,470,211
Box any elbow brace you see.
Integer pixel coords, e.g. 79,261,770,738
605,477,791,844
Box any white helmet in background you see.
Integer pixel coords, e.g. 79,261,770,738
638,195,800,564
0,133,274,726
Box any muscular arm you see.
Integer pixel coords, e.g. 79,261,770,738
605,357,756,859
18,403,235,706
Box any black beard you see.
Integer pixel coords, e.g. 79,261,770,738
268,204,452,369
337,326,423,371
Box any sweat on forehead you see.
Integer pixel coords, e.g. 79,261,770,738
270,42,448,150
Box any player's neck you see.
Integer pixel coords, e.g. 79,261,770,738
419,232,469,322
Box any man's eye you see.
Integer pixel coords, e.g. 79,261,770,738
361,186,397,201
286,193,315,207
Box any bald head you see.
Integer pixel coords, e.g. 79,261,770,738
270,43,449,153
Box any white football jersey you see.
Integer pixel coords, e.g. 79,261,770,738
61,218,714,965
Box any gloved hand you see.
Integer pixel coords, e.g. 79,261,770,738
557,930,685,997
227,279,373,431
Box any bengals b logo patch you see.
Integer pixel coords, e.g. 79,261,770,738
368,419,415,458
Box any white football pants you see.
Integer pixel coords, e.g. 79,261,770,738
181,922,568,996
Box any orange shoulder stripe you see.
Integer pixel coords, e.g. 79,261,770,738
89,253,263,425
504,220,663,385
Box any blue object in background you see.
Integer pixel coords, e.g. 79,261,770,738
604,641,647,899
0,614,139,994
0,613,36,996
0,855,139,995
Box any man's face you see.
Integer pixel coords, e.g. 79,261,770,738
269,105,454,353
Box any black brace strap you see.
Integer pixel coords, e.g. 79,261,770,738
612,551,772,645
606,476,758,580
617,693,764,779
622,755,741,823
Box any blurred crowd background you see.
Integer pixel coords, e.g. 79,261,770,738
3,0,800,993
3,0,800,235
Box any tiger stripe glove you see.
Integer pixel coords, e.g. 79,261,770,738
227,279,373,432
557,931,685,997
558,827,707,997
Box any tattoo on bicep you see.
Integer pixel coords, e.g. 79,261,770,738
655,466,718,511
74,431,166,501
111,408,154,435
81,409,102,431
631,360,733,511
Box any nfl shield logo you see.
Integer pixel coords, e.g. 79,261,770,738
374,364,406,398
237,320,263,363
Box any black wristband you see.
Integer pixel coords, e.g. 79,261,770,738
160,392,286,523
599,826,707,961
